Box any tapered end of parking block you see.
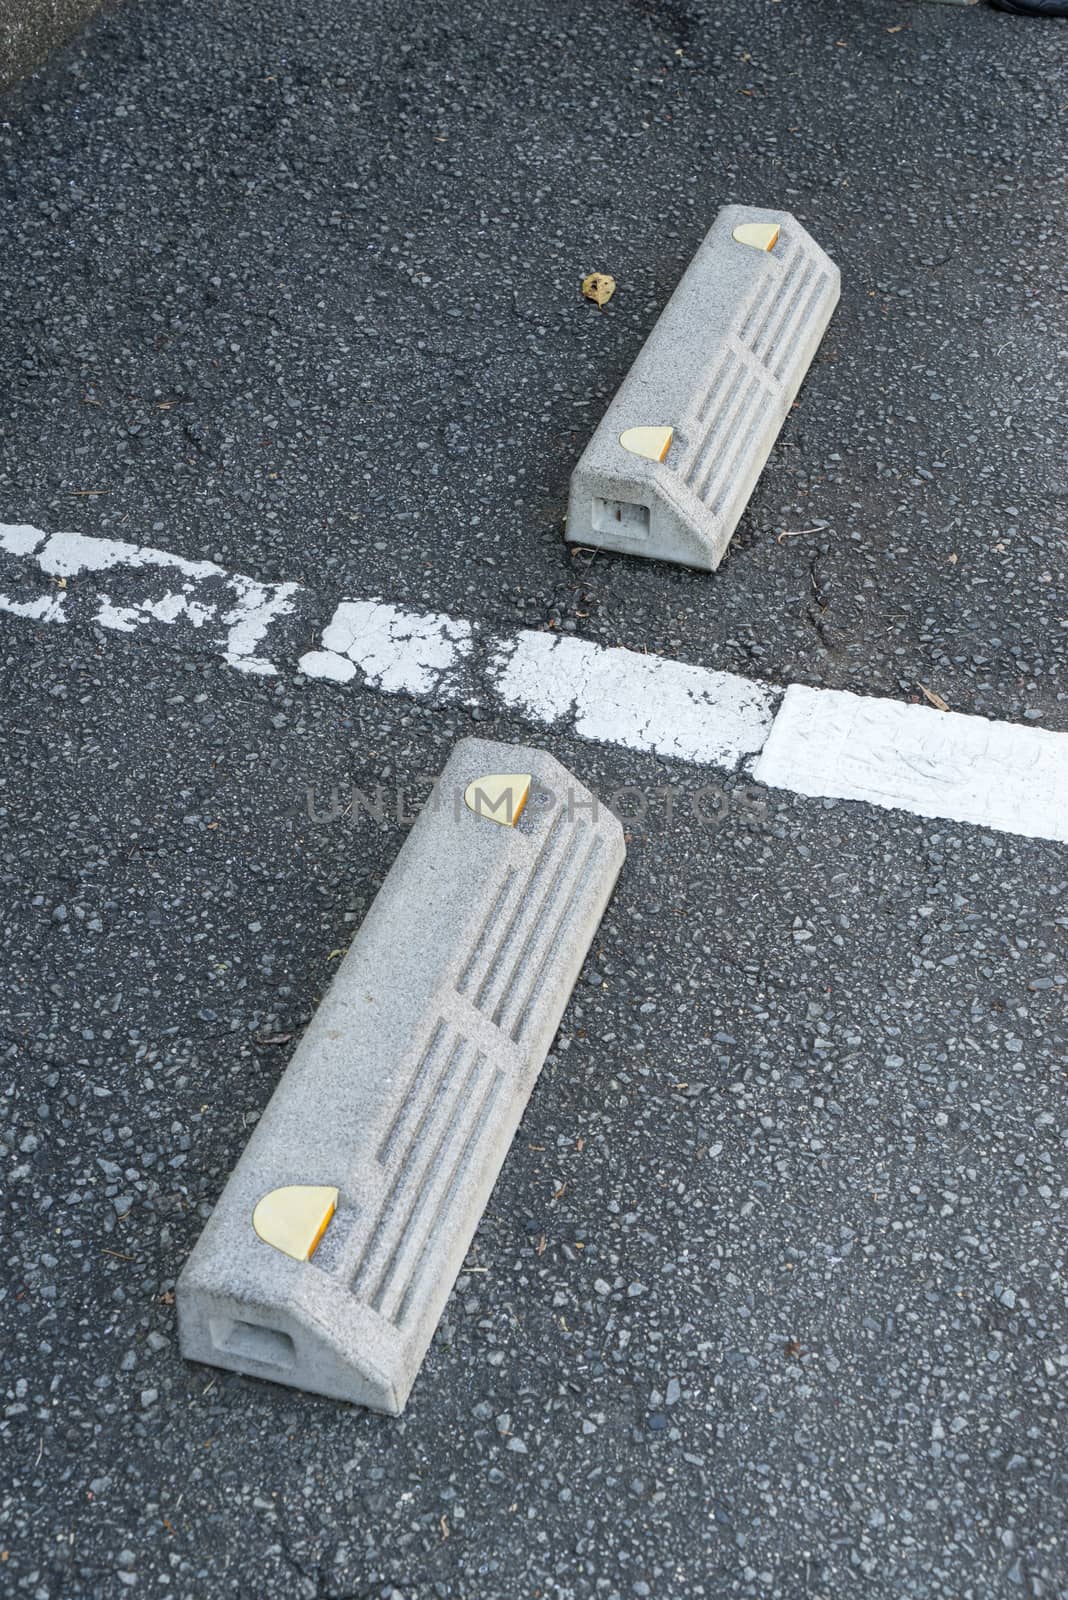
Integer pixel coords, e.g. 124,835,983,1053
177,738,625,1413
566,203,840,571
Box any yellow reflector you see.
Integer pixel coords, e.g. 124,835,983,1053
619,425,673,463
463,773,532,828
732,221,780,253
252,1185,338,1261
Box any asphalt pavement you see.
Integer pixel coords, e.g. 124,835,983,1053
1,1,1066,1597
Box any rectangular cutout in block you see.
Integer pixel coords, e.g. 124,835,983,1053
592,497,650,541
218,1319,296,1368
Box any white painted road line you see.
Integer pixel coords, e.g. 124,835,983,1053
752,686,1068,845
301,598,475,696
486,630,776,768
298,609,776,768
3,520,1066,845
0,522,301,675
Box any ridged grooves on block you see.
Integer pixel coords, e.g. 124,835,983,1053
741,232,799,356
367,1047,483,1319
672,227,834,514
454,869,518,995
681,349,774,512
736,230,798,353
459,810,571,1016
344,808,606,1322
490,822,589,1028
350,1032,474,1300
693,343,741,430
683,349,750,497
701,374,769,516
342,818,612,1324
771,269,831,382
510,837,606,1044
377,1019,449,1164
349,1035,508,1327
752,255,815,365
395,1066,506,1327
491,828,600,1036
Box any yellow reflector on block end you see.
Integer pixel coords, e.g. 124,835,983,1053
619,425,673,463
463,773,531,828
252,1185,338,1261
732,221,780,253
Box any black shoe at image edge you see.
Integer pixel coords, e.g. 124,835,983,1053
990,0,1068,17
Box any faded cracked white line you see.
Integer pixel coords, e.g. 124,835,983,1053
3,519,1067,845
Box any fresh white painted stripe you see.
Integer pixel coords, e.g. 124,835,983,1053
4,520,1067,845
752,685,1068,845
489,630,777,768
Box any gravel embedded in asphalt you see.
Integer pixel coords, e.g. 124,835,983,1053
1,1,1066,1596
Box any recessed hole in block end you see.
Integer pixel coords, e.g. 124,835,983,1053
216,1318,296,1368
592,497,650,541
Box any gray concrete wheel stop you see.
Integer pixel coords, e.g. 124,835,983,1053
566,203,840,571
177,738,625,1413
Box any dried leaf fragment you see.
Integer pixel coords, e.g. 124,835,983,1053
918,684,950,713
582,271,616,308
